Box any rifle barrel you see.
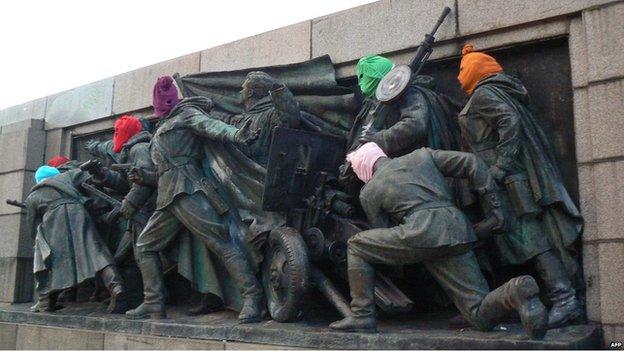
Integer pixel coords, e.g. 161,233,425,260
430,6,451,36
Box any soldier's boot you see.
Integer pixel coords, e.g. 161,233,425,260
100,264,127,314
222,252,265,324
57,287,77,303
126,252,167,319
187,293,224,316
477,275,547,339
534,250,584,329
30,292,57,312
329,255,377,333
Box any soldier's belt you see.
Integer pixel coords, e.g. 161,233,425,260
157,156,201,174
396,200,455,222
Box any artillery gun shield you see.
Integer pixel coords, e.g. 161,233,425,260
263,127,346,211
375,64,412,103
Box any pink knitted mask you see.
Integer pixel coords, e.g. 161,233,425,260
346,142,387,183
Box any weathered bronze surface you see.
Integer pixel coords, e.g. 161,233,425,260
12,18,589,347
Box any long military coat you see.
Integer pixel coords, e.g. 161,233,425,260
458,73,582,267
25,169,114,294
351,148,495,264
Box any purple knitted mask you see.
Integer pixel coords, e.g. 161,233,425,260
152,76,180,117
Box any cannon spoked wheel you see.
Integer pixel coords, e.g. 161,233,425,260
261,227,310,322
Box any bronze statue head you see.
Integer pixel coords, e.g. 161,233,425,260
241,71,273,110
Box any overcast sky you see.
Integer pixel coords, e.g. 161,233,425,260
0,0,376,110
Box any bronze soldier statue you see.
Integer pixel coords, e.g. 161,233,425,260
25,166,126,313
456,44,583,329
330,143,548,339
353,55,463,157
82,115,156,264
125,95,266,323
226,71,301,167
342,56,472,208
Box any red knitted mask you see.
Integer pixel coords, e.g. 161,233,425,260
113,115,142,153
47,156,70,167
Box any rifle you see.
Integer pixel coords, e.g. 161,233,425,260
6,199,26,209
356,6,451,145
375,6,451,103
79,159,102,173
79,182,149,227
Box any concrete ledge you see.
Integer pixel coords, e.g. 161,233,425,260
45,78,114,130
0,98,46,129
113,53,201,114
0,303,603,349
457,0,619,36
312,0,456,64
200,21,311,72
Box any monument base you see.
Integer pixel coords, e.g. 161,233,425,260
0,302,601,349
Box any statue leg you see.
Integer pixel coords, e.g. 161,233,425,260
533,249,583,328
99,264,127,314
171,192,264,324
30,291,59,312
424,250,547,339
187,293,224,316
329,248,377,333
330,226,418,333
126,209,182,319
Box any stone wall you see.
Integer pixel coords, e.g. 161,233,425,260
0,119,45,303
0,0,622,345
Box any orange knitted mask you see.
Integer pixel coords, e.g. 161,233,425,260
458,44,503,95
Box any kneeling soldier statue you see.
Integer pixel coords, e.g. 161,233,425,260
330,143,548,339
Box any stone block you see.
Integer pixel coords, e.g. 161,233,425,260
45,78,114,129
0,171,34,216
0,214,31,258
44,128,64,162
597,242,624,324
582,243,601,322
0,118,44,134
577,164,597,242
569,17,589,88
573,88,592,163
226,341,302,349
457,0,618,36
113,53,200,114
0,98,46,128
593,160,624,241
603,325,624,348
16,325,104,349
201,21,311,72
0,257,33,303
0,322,17,349
0,129,45,174
584,2,624,83
586,79,624,160
312,0,456,64
103,333,222,350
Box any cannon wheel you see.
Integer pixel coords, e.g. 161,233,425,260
261,227,310,322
